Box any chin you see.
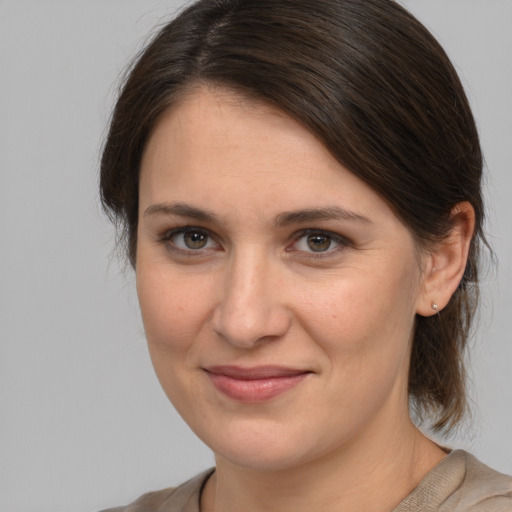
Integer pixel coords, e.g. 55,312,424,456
216,444,310,472
197,417,336,473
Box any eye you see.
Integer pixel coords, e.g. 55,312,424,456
291,230,348,255
162,227,218,253
303,233,333,252
181,230,209,250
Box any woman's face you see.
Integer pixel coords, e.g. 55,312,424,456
137,87,427,471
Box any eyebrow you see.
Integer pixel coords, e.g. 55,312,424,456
143,202,219,222
143,202,370,226
274,206,371,227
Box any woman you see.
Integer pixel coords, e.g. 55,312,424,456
99,0,512,510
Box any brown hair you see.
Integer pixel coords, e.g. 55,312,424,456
100,0,486,432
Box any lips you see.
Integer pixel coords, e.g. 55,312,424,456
204,365,311,402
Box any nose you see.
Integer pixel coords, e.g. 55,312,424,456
211,250,291,349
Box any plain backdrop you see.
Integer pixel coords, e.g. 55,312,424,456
1,1,511,511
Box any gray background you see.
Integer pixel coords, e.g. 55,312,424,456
1,1,511,511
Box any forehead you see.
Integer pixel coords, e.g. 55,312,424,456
139,86,395,225
143,86,311,172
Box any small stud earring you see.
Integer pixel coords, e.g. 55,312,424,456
431,302,438,311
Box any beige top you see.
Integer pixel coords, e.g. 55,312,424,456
101,450,512,511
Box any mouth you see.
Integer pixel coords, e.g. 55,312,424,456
204,365,312,403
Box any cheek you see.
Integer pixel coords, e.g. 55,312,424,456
135,262,218,414
298,266,418,372
136,263,214,356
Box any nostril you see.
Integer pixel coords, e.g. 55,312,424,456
211,258,291,347
211,302,291,349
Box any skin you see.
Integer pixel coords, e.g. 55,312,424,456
136,87,473,512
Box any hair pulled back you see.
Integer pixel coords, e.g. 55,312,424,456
100,0,486,432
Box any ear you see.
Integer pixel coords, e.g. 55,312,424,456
416,202,475,317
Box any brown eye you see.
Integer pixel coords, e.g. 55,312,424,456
183,230,209,249
306,234,332,252
292,229,348,257
165,227,216,252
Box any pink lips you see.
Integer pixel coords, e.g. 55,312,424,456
205,365,311,403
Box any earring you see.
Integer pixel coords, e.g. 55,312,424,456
431,302,439,311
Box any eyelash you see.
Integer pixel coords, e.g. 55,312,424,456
158,226,350,259
288,229,350,258
159,226,221,257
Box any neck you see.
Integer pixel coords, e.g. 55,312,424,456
201,414,446,512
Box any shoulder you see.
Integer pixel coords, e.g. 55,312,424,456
445,451,512,511
393,450,512,512
98,469,214,512
98,486,176,512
